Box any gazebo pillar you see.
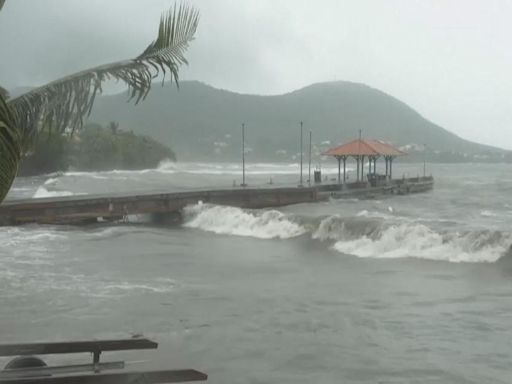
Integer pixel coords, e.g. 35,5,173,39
343,156,347,183
385,156,389,178
356,156,360,182
361,156,365,182
337,156,341,184
389,157,393,179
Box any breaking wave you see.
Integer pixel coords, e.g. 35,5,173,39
314,216,511,263
158,160,351,176
183,203,511,263
183,203,307,239
334,225,509,263
33,186,77,198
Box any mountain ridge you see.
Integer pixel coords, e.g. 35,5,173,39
88,80,509,162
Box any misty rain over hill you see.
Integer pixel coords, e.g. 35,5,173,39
88,81,511,163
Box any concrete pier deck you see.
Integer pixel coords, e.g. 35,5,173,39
0,176,433,226
0,186,319,226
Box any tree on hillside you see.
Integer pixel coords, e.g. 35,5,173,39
109,121,120,135
0,1,199,202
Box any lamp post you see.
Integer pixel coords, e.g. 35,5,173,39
299,121,303,187
308,130,312,185
423,143,427,178
241,123,247,187
358,129,362,181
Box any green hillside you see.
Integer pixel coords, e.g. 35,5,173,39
88,81,510,162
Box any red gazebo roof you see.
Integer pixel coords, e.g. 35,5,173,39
323,138,406,157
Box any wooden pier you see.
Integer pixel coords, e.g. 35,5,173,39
0,177,433,226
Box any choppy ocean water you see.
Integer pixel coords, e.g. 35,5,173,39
1,162,512,383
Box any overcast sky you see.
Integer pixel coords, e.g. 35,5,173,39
1,0,511,149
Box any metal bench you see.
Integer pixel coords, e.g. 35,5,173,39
0,338,207,383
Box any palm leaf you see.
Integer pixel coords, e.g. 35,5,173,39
0,92,21,202
0,2,198,205
0,85,8,99
7,3,199,143
0,0,5,12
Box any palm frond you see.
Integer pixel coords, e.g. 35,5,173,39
7,3,199,143
0,85,8,99
0,92,21,203
0,0,5,12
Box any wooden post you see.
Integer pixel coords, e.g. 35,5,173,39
389,157,393,179
385,157,388,177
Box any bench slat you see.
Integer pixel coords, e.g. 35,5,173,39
0,369,207,384
0,361,124,378
0,339,157,357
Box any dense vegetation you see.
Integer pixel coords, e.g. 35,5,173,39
18,123,176,176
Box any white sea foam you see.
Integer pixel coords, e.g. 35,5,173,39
0,225,178,298
80,226,152,240
156,159,178,171
183,203,306,239
33,186,76,198
331,222,509,263
0,227,68,271
355,209,393,219
40,162,353,181
103,281,175,294
159,161,352,176
43,178,59,185
63,171,109,179
61,161,177,178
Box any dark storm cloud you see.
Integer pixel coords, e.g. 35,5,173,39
1,0,512,148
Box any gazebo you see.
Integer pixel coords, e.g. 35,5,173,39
323,138,406,184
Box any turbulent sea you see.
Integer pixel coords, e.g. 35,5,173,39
1,161,512,383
